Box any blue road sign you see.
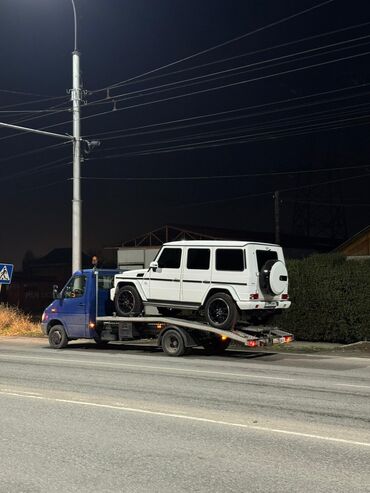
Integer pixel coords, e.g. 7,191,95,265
0,263,14,285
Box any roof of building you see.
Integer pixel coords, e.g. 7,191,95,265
334,225,370,253
111,224,341,252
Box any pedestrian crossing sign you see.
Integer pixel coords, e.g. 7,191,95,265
0,264,14,284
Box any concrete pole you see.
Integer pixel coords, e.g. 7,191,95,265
71,49,82,272
274,191,280,245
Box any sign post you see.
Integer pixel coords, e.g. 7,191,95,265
0,263,14,302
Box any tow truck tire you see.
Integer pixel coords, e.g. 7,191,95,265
93,335,110,347
48,325,69,349
161,329,186,357
115,285,143,316
203,336,231,355
204,293,238,330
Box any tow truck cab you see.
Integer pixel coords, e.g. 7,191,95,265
41,269,119,340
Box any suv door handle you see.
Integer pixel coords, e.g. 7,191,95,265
79,302,85,306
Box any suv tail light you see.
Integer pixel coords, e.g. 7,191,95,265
249,293,259,300
281,293,289,300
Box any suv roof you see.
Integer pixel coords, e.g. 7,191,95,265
163,240,279,247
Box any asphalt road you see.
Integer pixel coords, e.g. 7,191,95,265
0,337,369,493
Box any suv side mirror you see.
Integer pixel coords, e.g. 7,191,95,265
52,285,60,299
149,261,158,272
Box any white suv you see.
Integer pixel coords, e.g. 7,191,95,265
111,240,291,329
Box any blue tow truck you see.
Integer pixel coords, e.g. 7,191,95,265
41,269,293,356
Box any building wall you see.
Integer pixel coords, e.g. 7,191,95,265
117,247,160,270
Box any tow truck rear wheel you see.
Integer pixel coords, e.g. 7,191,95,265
161,329,186,357
48,325,68,349
115,285,143,316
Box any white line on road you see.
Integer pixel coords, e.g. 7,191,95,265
0,354,294,381
1,389,369,449
335,383,370,389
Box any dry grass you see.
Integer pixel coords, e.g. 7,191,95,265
0,304,43,337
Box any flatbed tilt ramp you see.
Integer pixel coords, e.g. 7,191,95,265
96,315,294,357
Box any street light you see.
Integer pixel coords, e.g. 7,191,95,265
0,0,92,273
70,0,82,273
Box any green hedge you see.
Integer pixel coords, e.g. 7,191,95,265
277,254,370,343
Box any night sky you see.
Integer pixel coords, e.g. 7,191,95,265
0,0,369,268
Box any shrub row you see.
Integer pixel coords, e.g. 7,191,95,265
277,254,370,343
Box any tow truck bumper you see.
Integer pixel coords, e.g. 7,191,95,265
41,322,48,336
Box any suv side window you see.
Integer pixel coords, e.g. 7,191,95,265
256,250,278,271
187,249,210,270
63,275,86,298
216,249,244,271
157,248,182,269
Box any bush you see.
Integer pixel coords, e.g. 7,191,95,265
278,254,370,343
0,304,42,337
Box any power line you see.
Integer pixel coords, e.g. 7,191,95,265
101,21,370,91
0,89,59,98
97,100,370,152
86,83,370,140
76,50,370,126
91,0,335,94
0,94,67,111
172,173,369,209
91,114,370,159
80,163,370,182
0,158,71,183
0,142,70,164
86,34,370,107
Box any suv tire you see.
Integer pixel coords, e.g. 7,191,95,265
115,285,143,316
204,293,238,330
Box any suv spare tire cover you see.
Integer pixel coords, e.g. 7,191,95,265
260,260,288,295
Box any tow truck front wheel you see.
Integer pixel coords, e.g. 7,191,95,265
115,285,143,316
48,325,68,349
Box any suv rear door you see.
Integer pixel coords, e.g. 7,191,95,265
212,248,248,298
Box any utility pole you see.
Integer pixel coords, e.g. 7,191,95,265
274,191,280,244
71,49,82,272
70,0,82,273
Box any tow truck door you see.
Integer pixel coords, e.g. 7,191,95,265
56,273,88,338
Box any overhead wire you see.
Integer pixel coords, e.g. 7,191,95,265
86,34,370,107
171,173,370,209
80,163,370,182
98,21,370,91
96,97,370,149
0,141,70,164
91,0,335,94
91,114,370,158
85,82,370,140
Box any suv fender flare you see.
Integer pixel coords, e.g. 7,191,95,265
115,280,147,301
201,285,239,307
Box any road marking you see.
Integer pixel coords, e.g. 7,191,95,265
0,354,293,381
335,383,370,389
0,389,369,449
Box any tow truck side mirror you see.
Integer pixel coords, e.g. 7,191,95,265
149,261,158,272
52,285,60,299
